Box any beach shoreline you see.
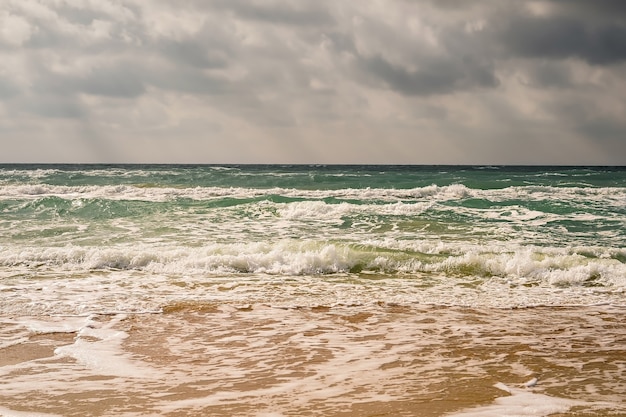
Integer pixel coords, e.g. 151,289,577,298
2,304,624,416
1,165,624,416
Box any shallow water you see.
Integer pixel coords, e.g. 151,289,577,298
1,304,625,416
1,165,625,416
1,166,625,302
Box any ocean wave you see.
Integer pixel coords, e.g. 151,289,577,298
1,183,624,204
1,242,624,288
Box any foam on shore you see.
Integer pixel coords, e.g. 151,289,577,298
447,383,584,417
1,305,625,416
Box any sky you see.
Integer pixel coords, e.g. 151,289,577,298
1,0,625,164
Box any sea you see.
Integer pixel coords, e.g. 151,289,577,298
0,165,625,416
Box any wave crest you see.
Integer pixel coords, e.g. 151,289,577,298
1,243,624,289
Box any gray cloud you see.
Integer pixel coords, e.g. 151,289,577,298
150,67,231,95
0,77,19,98
173,0,335,27
549,0,626,17
495,15,626,65
30,63,145,98
523,62,574,89
425,0,493,9
215,1,335,27
0,0,624,164
159,39,229,69
52,4,124,26
580,118,626,141
431,0,626,16
357,54,498,96
19,95,86,119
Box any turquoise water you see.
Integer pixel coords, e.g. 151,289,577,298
2,165,626,417
0,165,625,312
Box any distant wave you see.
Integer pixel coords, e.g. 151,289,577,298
1,183,624,203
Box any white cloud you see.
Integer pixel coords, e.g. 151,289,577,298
0,10,34,46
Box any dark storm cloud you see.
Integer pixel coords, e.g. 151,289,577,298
425,0,626,65
430,0,626,16
549,0,626,17
358,54,498,96
495,15,626,65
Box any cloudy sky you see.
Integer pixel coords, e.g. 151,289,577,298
1,0,625,164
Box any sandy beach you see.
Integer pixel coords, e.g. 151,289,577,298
2,304,625,416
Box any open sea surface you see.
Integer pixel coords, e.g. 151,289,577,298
1,165,625,416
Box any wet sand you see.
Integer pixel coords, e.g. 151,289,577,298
1,304,625,416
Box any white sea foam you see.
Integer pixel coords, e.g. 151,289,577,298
24,316,91,334
53,314,156,378
1,250,624,317
447,383,584,417
1,183,624,205
2,305,625,415
1,170,624,313
0,316,87,350
278,200,352,220
1,241,624,287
